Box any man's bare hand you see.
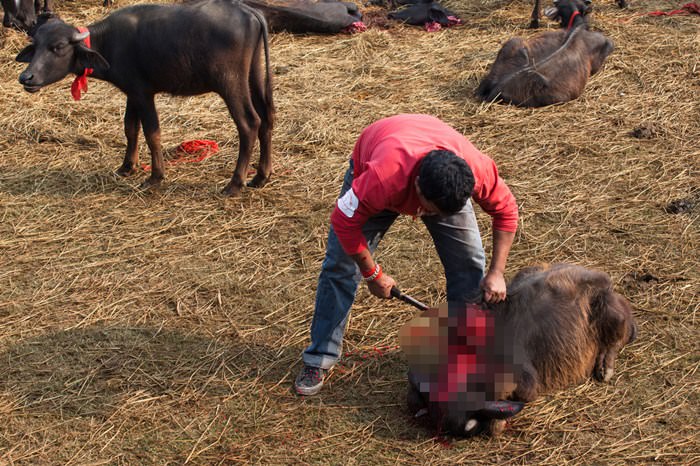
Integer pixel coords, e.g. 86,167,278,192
481,270,507,303
367,272,396,298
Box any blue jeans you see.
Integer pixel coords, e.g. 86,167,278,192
302,160,486,370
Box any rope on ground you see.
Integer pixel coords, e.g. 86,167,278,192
141,139,219,172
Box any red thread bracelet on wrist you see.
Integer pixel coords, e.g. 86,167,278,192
362,264,378,279
363,264,382,282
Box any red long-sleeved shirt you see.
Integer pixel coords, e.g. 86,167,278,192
331,114,519,255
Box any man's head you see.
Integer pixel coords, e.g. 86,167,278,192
416,150,474,215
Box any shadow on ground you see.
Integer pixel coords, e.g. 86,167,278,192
0,326,302,419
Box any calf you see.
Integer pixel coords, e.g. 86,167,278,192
475,0,613,108
401,263,637,437
16,0,274,195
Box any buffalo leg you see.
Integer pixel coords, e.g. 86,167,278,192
588,35,615,76
247,45,274,189
529,0,541,28
221,90,261,196
594,346,621,382
139,96,165,189
117,98,141,177
512,367,539,402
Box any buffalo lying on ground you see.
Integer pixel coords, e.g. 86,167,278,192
16,0,274,195
401,263,637,437
243,0,362,33
475,0,613,107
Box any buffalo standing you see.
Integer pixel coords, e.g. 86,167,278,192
17,0,274,195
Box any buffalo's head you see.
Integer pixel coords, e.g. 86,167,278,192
400,303,525,437
545,0,592,28
16,16,108,93
407,370,525,437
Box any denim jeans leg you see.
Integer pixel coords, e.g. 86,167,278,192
302,161,399,370
421,199,486,303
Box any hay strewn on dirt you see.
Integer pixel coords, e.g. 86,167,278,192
0,0,698,463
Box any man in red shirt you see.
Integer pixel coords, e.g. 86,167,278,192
295,114,519,396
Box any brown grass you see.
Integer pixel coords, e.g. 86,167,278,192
0,0,698,463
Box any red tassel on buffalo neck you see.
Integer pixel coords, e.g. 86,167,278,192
71,27,93,101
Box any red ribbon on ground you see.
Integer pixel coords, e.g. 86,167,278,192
622,2,700,21
646,2,700,15
141,139,219,172
71,27,93,101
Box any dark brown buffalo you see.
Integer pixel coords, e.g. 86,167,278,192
243,0,362,33
402,263,637,437
16,0,274,195
476,0,613,107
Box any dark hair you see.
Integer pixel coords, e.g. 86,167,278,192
417,150,474,215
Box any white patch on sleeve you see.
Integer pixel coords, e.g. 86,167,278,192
337,188,359,218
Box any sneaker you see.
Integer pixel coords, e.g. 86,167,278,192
294,365,328,396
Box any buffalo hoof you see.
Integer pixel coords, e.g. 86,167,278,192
528,19,540,29
222,181,243,197
247,174,270,189
603,367,615,382
139,176,163,190
593,364,604,382
594,359,614,382
116,165,139,177
488,419,507,437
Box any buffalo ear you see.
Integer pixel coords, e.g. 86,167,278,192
75,44,110,71
16,44,36,63
478,400,525,420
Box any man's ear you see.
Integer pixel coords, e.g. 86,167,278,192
478,400,525,420
75,44,110,71
16,44,36,63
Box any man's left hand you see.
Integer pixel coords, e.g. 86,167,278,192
481,270,506,303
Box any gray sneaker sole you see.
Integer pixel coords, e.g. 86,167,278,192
295,380,324,396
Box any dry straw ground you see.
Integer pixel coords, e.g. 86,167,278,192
0,0,698,463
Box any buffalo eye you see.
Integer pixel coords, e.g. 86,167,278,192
51,42,69,54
